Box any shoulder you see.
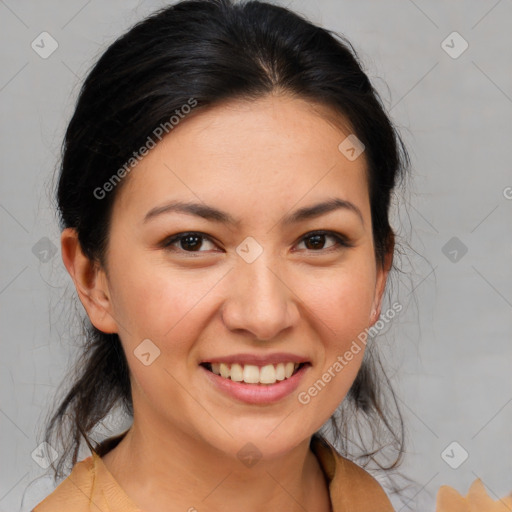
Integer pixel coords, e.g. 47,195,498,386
334,451,394,503
32,432,131,512
311,435,395,511
32,456,95,512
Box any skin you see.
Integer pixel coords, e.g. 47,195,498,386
61,93,393,512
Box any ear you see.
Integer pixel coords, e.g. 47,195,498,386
60,227,118,334
370,232,394,325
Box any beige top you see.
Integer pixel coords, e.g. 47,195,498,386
33,433,395,511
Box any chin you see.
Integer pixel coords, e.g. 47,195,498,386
203,421,312,462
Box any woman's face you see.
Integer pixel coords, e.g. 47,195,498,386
83,94,390,459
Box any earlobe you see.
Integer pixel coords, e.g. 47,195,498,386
370,277,386,325
60,227,118,333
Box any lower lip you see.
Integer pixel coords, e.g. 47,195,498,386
200,364,310,405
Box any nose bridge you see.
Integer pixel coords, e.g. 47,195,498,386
244,254,284,306
222,249,298,340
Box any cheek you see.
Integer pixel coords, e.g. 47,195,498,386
295,268,374,423
109,256,211,343
113,266,210,412
300,261,377,345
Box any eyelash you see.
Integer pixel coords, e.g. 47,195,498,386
161,230,352,255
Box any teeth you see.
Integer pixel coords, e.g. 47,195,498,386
219,363,229,379
243,364,260,383
231,363,244,382
275,363,286,381
285,362,295,379
208,362,302,384
259,364,276,384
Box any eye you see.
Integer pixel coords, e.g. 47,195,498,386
162,232,219,253
161,230,352,255
294,231,351,252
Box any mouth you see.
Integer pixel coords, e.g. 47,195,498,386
200,362,309,385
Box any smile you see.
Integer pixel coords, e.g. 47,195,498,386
200,361,311,405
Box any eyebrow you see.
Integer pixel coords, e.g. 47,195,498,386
143,198,364,226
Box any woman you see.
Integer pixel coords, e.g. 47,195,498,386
34,0,409,510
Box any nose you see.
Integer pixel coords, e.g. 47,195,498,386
221,255,300,341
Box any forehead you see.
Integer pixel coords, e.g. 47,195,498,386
112,94,370,225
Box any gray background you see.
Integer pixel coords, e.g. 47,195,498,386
1,1,511,511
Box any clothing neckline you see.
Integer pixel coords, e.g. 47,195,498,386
33,429,395,511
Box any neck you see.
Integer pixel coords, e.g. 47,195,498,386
101,420,331,512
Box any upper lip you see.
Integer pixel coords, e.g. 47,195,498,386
200,353,310,366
